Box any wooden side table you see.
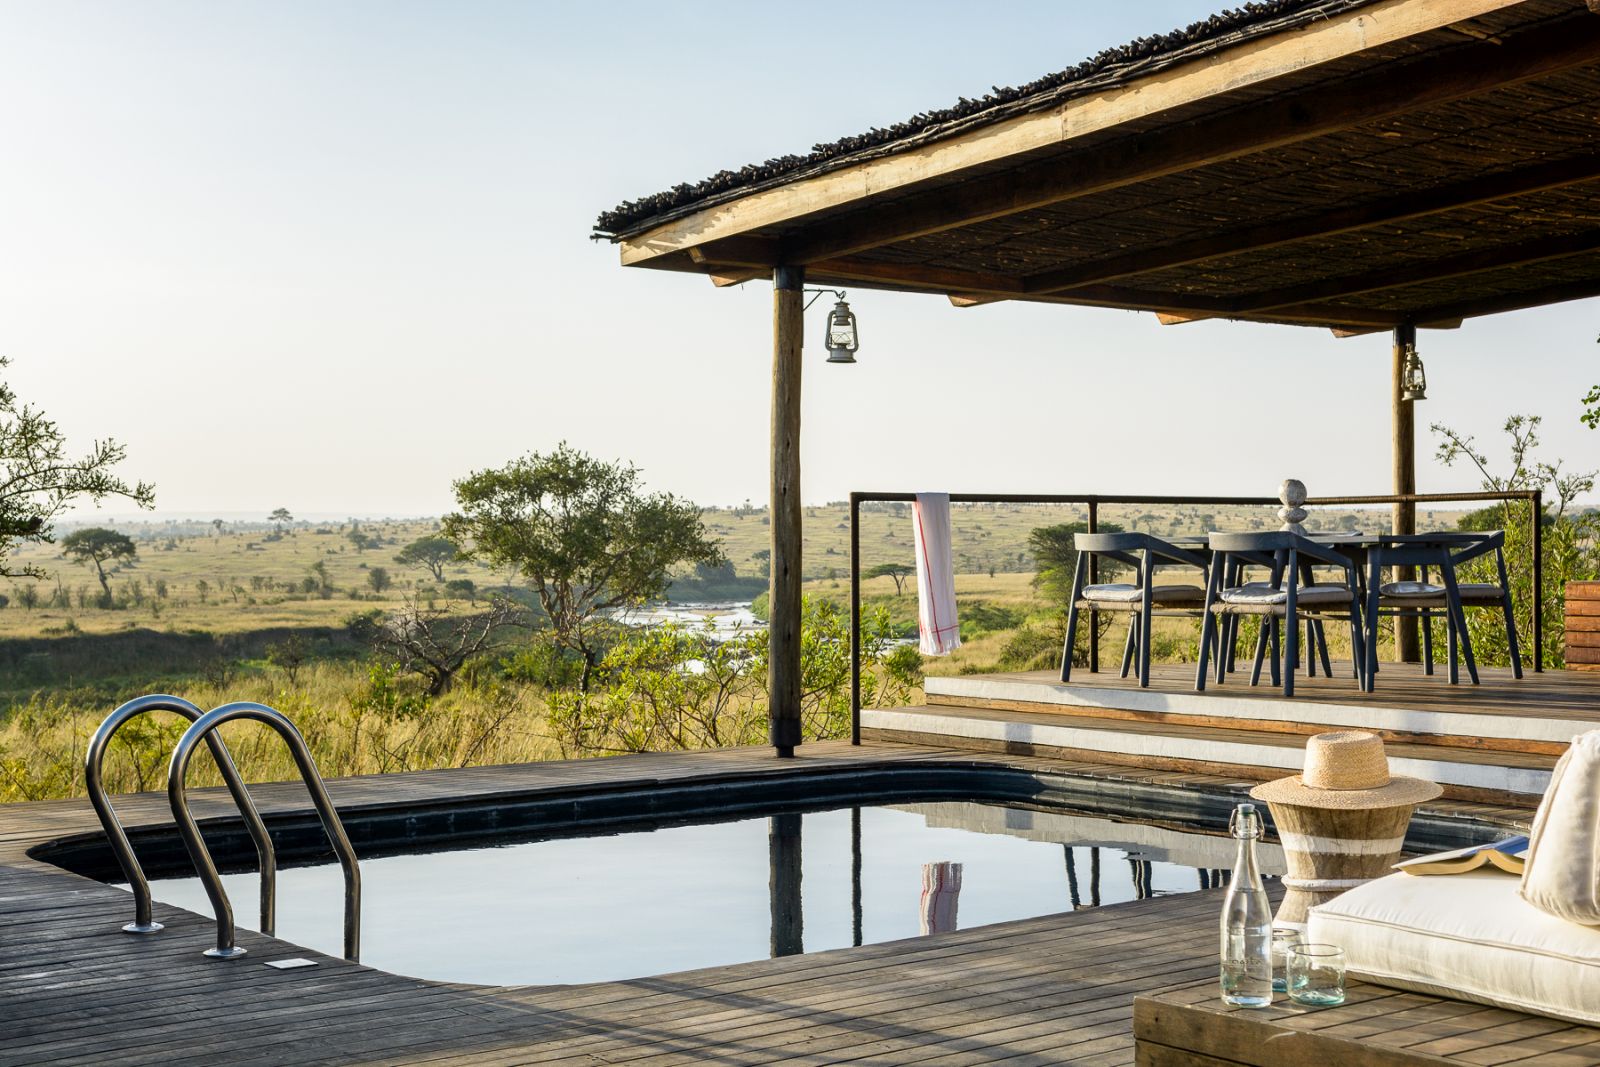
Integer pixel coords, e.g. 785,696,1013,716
1134,977,1600,1066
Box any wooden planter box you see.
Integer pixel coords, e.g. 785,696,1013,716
1567,581,1600,672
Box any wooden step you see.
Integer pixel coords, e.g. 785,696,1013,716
924,665,1600,757
863,703,1556,806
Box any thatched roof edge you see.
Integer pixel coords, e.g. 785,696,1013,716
594,0,1380,239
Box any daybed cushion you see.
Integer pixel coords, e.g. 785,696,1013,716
1308,870,1600,1025
1219,582,1351,606
1079,583,1205,604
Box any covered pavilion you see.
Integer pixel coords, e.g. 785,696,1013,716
597,0,1600,754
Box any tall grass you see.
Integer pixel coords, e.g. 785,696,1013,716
0,660,559,803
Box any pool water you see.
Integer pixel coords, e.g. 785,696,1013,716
132,801,1283,985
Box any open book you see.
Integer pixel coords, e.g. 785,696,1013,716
1394,835,1529,876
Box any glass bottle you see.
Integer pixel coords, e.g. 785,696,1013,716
1219,802,1274,1007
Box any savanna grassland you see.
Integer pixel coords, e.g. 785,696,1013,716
0,502,1453,803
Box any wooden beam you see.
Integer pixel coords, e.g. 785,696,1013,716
690,236,781,269
770,267,804,757
618,0,1527,265
1024,152,1600,295
800,255,1405,326
793,253,1408,327
1414,276,1600,327
777,19,1600,267
1223,230,1600,315
709,270,764,287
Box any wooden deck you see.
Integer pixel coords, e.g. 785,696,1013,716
0,741,1572,1065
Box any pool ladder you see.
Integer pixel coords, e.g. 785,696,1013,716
86,697,361,961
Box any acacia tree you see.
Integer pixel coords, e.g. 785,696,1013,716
1,357,154,579
1028,521,1125,603
394,535,459,580
60,527,137,596
865,562,914,595
370,594,528,695
443,444,724,690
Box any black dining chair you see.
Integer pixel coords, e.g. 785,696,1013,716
1195,531,1366,697
1210,540,1345,687
1366,530,1521,689
1059,532,1210,688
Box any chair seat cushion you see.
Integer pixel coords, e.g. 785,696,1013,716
1079,583,1206,604
1379,581,1444,598
1219,582,1351,606
1308,870,1600,1025
1380,581,1506,604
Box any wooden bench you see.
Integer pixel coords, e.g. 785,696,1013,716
1134,978,1600,1065
1568,581,1600,672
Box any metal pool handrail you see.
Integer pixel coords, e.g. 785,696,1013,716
167,701,361,961
85,694,277,935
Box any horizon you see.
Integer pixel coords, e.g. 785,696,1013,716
5,1,1598,519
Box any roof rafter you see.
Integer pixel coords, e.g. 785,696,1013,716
1021,152,1600,295
1412,275,1600,326
1215,229,1600,317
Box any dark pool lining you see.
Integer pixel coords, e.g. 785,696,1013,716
31,761,1516,884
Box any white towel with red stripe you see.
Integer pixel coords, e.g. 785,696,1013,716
913,492,961,655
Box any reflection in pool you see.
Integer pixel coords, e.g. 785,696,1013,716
130,801,1283,985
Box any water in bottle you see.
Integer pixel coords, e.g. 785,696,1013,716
1219,802,1274,1007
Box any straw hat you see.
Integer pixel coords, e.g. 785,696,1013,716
1250,731,1442,809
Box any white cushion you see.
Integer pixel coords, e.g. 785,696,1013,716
1522,730,1600,925
1080,583,1205,604
1380,581,1505,602
1308,871,1600,1025
1219,582,1351,606
1379,581,1444,598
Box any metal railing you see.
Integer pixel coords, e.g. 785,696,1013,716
168,702,361,961
847,489,1545,744
85,695,276,935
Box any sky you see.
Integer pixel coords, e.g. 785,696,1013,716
2,1,1597,521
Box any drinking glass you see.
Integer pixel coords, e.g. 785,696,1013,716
1270,928,1304,994
1288,943,1346,1006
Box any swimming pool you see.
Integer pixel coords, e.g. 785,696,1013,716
127,799,1284,985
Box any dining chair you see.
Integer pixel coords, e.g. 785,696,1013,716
1366,530,1520,688
1212,541,1344,686
1195,531,1366,697
1059,532,1210,688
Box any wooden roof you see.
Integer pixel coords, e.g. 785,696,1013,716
601,0,1600,333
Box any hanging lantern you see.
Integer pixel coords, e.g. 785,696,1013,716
824,300,859,364
1401,342,1427,401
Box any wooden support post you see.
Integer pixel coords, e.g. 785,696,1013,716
770,266,805,756
1392,322,1420,663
